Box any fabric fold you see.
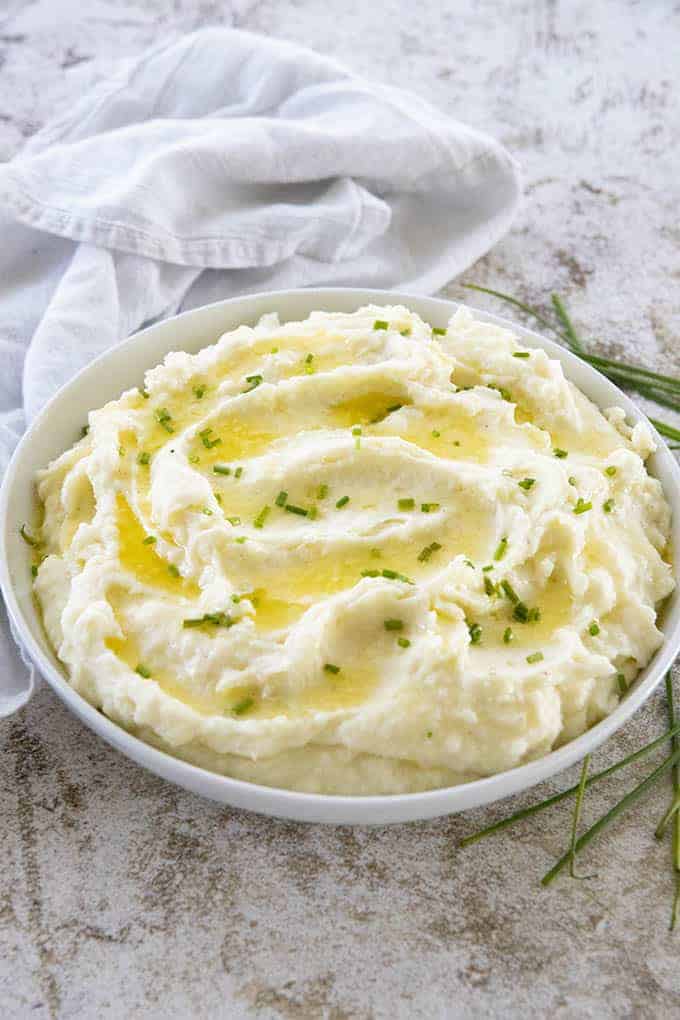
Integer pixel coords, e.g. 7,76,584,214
0,26,521,716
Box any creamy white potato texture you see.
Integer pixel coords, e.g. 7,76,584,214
33,305,674,794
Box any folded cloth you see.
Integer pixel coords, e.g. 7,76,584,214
0,27,520,716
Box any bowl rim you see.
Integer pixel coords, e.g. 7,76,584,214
2,285,680,825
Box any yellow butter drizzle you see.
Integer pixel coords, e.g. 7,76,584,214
106,629,378,719
116,493,199,597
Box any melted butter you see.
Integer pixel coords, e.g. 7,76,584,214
236,508,490,630
229,664,379,717
106,633,228,715
116,493,199,597
386,408,490,463
482,574,574,648
106,631,376,718
326,389,409,429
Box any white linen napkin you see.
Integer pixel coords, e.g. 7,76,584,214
0,27,520,716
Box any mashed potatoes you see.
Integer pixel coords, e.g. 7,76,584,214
31,305,674,794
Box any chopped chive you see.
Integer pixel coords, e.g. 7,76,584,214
189,455,200,464
316,484,329,499
554,448,568,458
518,478,535,491
484,576,497,597
270,347,279,354
135,664,151,678
140,388,150,400
234,467,243,479
285,504,308,517
468,622,482,645
304,353,314,363
213,464,231,476
184,612,233,629
231,594,241,603
482,565,493,572
431,429,441,438
500,579,519,603
235,536,246,544
384,619,404,631
201,507,213,516
573,498,592,515
426,729,433,738
142,535,156,545
503,626,513,644
588,621,600,637
324,663,340,675
19,525,38,547
493,536,508,561
81,424,90,438
361,569,380,578
568,476,577,486
275,490,288,507
432,326,447,336
490,384,512,402
400,327,412,336
168,564,180,577
418,541,442,563
513,351,530,358
31,564,38,578
254,506,270,528
617,672,627,695
398,497,415,511
307,505,319,520
138,451,151,466
244,374,263,392
215,493,223,505
603,498,615,513
233,696,255,716
193,384,206,399
397,637,411,648
421,502,440,513
527,607,541,623
526,651,544,664
336,495,350,508
199,427,221,449
605,465,617,477
226,516,241,526
513,601,530,623
464,559,475,568
373,319,389,330
155,408,174,433
381,568,414,583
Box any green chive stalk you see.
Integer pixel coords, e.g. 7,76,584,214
459,722,680,848
462,284,680,434
541,743,680,887
664,673,680,930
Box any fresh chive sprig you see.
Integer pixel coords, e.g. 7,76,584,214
458,719,680,848
462,283,680,434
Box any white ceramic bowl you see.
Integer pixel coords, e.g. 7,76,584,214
2,288,680,824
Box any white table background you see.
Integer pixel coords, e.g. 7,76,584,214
1,2,679,1017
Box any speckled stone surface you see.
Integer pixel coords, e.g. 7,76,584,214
2,2,680,1017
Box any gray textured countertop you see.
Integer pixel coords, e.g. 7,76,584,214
2,2,680,1017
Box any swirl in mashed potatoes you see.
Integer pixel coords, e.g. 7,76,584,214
32,305,674,794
